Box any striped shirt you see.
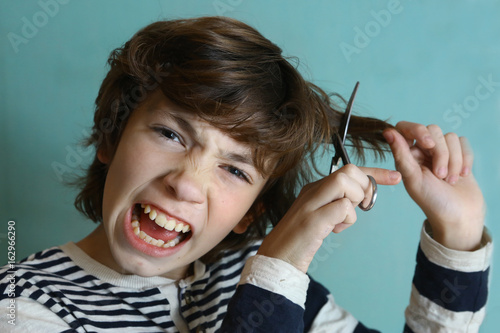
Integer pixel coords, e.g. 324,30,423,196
0,223,493,332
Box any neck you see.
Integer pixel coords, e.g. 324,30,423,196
76,224,126,273
76,224,192,280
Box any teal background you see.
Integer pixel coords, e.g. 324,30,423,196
1,0,499,331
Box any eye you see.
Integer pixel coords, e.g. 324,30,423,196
223,165,250,183
154,126,182,144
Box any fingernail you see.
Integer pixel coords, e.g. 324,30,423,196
383,130,394,144
424,135,434,146
389,171,400,180
438,167,447,178
447,175,458,184
461,167,470,176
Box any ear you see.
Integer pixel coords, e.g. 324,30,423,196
97,147,110,164
233,214,254,234
232,202,265,234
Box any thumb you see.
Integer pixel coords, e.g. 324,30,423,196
383,128,421,184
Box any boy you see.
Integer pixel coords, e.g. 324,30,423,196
0,16,491,332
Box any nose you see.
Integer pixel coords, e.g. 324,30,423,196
162,163,206,205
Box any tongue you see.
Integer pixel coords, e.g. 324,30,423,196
140,211,181,242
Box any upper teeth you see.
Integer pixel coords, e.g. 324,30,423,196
141,204,191,233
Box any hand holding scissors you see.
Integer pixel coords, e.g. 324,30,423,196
330,82,377,211
258,82,401,273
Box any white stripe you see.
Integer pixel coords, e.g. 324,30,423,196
405,284,485,333
308,294,359,333
420,222,493,273
239,254,309,308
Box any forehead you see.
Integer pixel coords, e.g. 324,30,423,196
133,90,276,177
139,90,258,159
141,90,237,139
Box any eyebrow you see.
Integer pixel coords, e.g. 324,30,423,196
156,108,257,170
219,150,255,168
170,113,199,141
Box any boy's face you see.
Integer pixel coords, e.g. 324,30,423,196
99,91,268,279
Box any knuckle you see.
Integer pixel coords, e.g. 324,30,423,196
395,120,407,128
412,123,427,133
301,182,313,192
339,197,353,212
334,171,352,188
427,124,441,132
445,132,459,141
342,163,358,174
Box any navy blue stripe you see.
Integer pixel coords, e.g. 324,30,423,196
220,284,304,333
54,265,83,277
112,288,161,299
354,322,380,332
190,280,237,306
68,316,165,329
18,273,116,297
184,295,231,322
205,244,259,278
18,268,117,293
190,267,241,299
129,298,169,309
413,246,488,312
20,248,62,263
304,276,329,331
22,256,73,270
209,311,229,329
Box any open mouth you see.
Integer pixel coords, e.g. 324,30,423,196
131,203,192,249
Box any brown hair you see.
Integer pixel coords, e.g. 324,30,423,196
74,16,392,262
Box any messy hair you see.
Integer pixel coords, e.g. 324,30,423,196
74,16,392,262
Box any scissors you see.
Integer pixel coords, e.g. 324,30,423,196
329,82,377,211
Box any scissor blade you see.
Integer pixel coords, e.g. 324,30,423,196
338,81,359,145
330,132,351,173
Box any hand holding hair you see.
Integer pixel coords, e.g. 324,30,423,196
383,122,485,251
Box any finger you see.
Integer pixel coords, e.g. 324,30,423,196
315,197,357,233
427,124,449,179
395,121,435,149
359,166,401,185
307,167,365,208
460,136,474,176
333,222,354,233
338,165,381,209
336,165,391,211
383,128,421,183
444,132,462,184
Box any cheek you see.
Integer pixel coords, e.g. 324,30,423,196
207,189,257,229
108,136,163,188
102,139,151,213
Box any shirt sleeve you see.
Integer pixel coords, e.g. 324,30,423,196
221,255,376,332
220,254,309,332
221,222,492,333
404,222,493,333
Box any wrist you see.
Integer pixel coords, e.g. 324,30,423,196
426,219,484,251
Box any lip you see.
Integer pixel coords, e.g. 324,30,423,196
123,204,192,258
